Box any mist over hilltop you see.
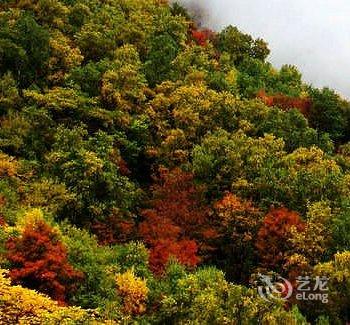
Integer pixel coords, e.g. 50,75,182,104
175,0,350,98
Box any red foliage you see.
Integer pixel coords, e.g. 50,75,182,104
0,216,5,227
139,167,213,274
0,195,6,226
255,207,305,270
191,28,215,46
257,90,312,117
91,214,135,245
148,239,199,275
0,194,6,207
257,90,273,106
6,220,83,304
117,157,131,176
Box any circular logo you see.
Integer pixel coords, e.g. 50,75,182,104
257,273,293,301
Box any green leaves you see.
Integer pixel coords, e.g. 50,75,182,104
309,87,350,142
193,130,345,212
215,25,270,65
46,126,139,224
144,34,180,86
0,13,50,88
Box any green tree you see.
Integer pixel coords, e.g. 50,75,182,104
144,34,180,86
61,223,150,309
45,126,139,224
309,87,349,142
0,13,50,88
215,25,270,65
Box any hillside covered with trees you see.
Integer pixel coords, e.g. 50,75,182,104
0,0,350,323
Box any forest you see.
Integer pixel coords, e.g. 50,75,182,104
0,0,349,323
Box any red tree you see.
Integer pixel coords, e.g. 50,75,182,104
148,239,199,275
257,90,312,117
0,195,6,226
91,213,135,246
6,220,83,304
191,28,215,46
255,207,305,271
139,167,214,274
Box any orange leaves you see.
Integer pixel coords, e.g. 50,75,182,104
212,192,262,281
191,28,215,47
148,239,199,276
140,167,210,240
214,192,261,233
257,90,312,117
256,207,305,270
139,167,210,274
139,209,181,245
6,220,83,304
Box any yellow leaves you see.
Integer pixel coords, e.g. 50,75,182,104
183,71,207,85
0,269,89,324
286,146,325,165
24,87,93,113
21,179,75,214
17,0,69,28
165,84,222,138
83,151,104,177
226,69,238,87
162,129,187,148
237,119,255,133
172,105,200,136
100,67,146,112
12,209,63,243
99,45,146,113
284,146,340,176
306,201,333,224
283,253,309,274
312,250,350,320
0,153,18,178
338,172,350,198
16,208,45,231
0,72,21,110
334,251,350,270
48,31,83,84
116,269,148,315
160,129,189,164
231,177,251,191
314,251,350,284
112,44,141,67
262,310,306,325
286,202,332,268
171,45,212,78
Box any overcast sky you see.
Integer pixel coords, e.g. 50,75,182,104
178,0,350,98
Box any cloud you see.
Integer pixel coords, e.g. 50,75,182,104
174,0,350,98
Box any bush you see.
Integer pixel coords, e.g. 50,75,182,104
6,215,83,303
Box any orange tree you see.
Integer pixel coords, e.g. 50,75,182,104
6,219,83,304
138,167,214,274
